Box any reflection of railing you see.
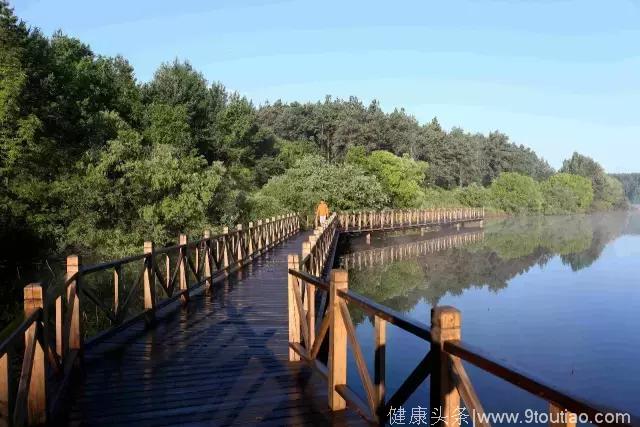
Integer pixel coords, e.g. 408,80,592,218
339,207,484,232
0,213,299,425
339,230,484,271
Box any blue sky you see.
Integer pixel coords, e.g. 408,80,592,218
12,0,640,172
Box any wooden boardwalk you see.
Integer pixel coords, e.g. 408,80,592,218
66,233,364,426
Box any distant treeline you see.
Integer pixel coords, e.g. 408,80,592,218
611,174,640,204
0,1,630,266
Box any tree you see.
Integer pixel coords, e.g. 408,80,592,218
610,173,640,204
346,148,427,208
490,172,543,214
58,114,224,256
252,155,388,217
561,152,627,210
540,173,593,214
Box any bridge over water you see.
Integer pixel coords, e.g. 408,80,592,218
1,208,634,426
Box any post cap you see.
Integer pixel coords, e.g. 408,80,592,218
24,283,43,303
66,254,80,267
330,269,348,288
431,306,461,329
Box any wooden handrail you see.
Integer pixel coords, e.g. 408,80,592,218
1,213,301,426
443,340,635,426
287,222,635,427
338,207,485,233
1,284,47,426
0,310,41,357
288,269,329,291
337,289,432,342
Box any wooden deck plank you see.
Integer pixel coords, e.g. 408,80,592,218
66,233,365,426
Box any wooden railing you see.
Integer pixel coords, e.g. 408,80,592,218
287,269,634,426
0,213,299,426
287,209,634,426
338,207,484,232
300,213,339,277
339,230,484,271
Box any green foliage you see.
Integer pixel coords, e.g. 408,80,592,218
489,172,543,214
560,152,627,210
455,183,490,207
58,117,224,256
346,148,427,207
258,101,554,187
420,187,462,208
252,155,388,217
540,173,593,215
611,173,640,204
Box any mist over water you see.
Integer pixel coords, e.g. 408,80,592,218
338,211,640,419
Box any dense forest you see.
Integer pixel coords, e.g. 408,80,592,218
0,1,630,270
611,173,640,204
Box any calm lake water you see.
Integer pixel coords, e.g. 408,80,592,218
336,211,640,422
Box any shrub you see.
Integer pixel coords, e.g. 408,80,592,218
456,183,490,207
489,172,542,214
251,155,389,217
540,173,593,214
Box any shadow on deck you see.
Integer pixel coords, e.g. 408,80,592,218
67,233,364,426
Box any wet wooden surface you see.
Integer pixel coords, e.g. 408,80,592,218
67,233,364,426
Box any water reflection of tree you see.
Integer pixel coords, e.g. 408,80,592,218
347,212,630,323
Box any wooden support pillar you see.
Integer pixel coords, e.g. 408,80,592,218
328,269,348,411
549,403,576,427
236,224,244,267
179,234,189,303
114,264,122,316
24,283,46,425
287,254,301,362
366,233,371,245
430,306,461,427
302,242,311,273
55,294,63,359
247,222,254,259
256,221,263,253
271,217,276,244
203,230,212,288
66,255,82,351
222,227,230,276
143,242,156,317
0,350,9,424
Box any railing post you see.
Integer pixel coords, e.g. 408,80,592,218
257,220,264,253
247,222,255,259
374,316,386,418
549,403,576,427
236,224,244,267
430,306,461,427
114,264,122,317
66,255,82,352
143,242,156,316
302,241,311,270
287,254,301,362
222,227,230,276
178,234,189,303
24,283,46,425
328,269,348,411
0,348,9,424
271,217,277,244
203,230,212,288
